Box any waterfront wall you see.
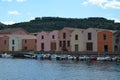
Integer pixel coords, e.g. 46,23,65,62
0,27,119,53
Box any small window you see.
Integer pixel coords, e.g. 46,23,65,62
103,34,106,40
67,41,70,47
75,34,78,40
63,33,66,39
63,41,66,47
12,40,15,45
25,40,27,43
41,35,44,39
4,40,6,45
88,33,92,40
115,38,119,44
52,35,55,39
59,41,62,47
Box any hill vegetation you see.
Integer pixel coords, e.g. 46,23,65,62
1,17,120,33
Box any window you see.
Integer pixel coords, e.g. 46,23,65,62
59,41,62,47
41,35,44,39
115,38,119,44
88,33,92,40
75,34,78,40
25,40,27,43
12,40,15,45
52,35,55,39
63,41,66,47
63,33,66,39
103,34,106,40
67,41,70,47
4,40,6,45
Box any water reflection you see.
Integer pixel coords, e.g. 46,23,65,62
0,58,120,80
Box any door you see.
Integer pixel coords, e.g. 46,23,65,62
86,42,93,51
41,43,44,51
104,45,108,52
114,45,118,52
51,42,56,50
75,44,79,52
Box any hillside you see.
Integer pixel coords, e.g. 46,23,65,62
2,17,120,33
0,22,6,30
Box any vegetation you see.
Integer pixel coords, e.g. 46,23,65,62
1,17,120,33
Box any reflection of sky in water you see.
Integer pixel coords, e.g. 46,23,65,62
0,58,120,80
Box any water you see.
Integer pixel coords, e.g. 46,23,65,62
0,58,120,80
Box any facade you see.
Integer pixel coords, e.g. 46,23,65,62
0,28,28,35
58,28,74,51
113,31,120,52
37,31,49,51
48,30,59,51
0,35,9,52
97,30,113,52
71,29,84,52
9,35,24,51
22,35,37,51
83,28,103,52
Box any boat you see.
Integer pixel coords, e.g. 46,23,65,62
79,56,89,61
1,53,13,58
88,57,97,61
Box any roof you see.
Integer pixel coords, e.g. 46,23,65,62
0,28,28,34
9,35,36,39
22,35,37,39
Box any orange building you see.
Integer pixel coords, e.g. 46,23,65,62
0,35,9,52
97,30,113,52
22,35,37,51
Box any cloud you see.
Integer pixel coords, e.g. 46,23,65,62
8,10,20,15
1,21,15,25
82,0,120,9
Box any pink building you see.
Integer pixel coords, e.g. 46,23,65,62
58,27,75,51
0,28,28,35
0,35,9,52
48,30,59,51
37,31,49,51
83,28,103,52
22,35,37,51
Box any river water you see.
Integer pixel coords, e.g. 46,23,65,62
0,58,120,80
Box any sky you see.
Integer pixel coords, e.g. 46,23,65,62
0,0,120,25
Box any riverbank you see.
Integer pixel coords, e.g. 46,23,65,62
0,51,120,62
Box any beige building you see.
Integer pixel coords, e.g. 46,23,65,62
9,35,24,51
70,29,84,52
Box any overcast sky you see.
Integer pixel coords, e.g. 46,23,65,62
0,0,120,24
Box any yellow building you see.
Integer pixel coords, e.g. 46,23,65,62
70,29,84,52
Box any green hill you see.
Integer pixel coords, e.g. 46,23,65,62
2,17,120,33
0,22,6,30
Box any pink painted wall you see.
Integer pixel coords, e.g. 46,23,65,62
0,35,9,52
83,28,102,52
22,39,37,51
48,30,59,51
37,31,50,51
58,28,72,51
